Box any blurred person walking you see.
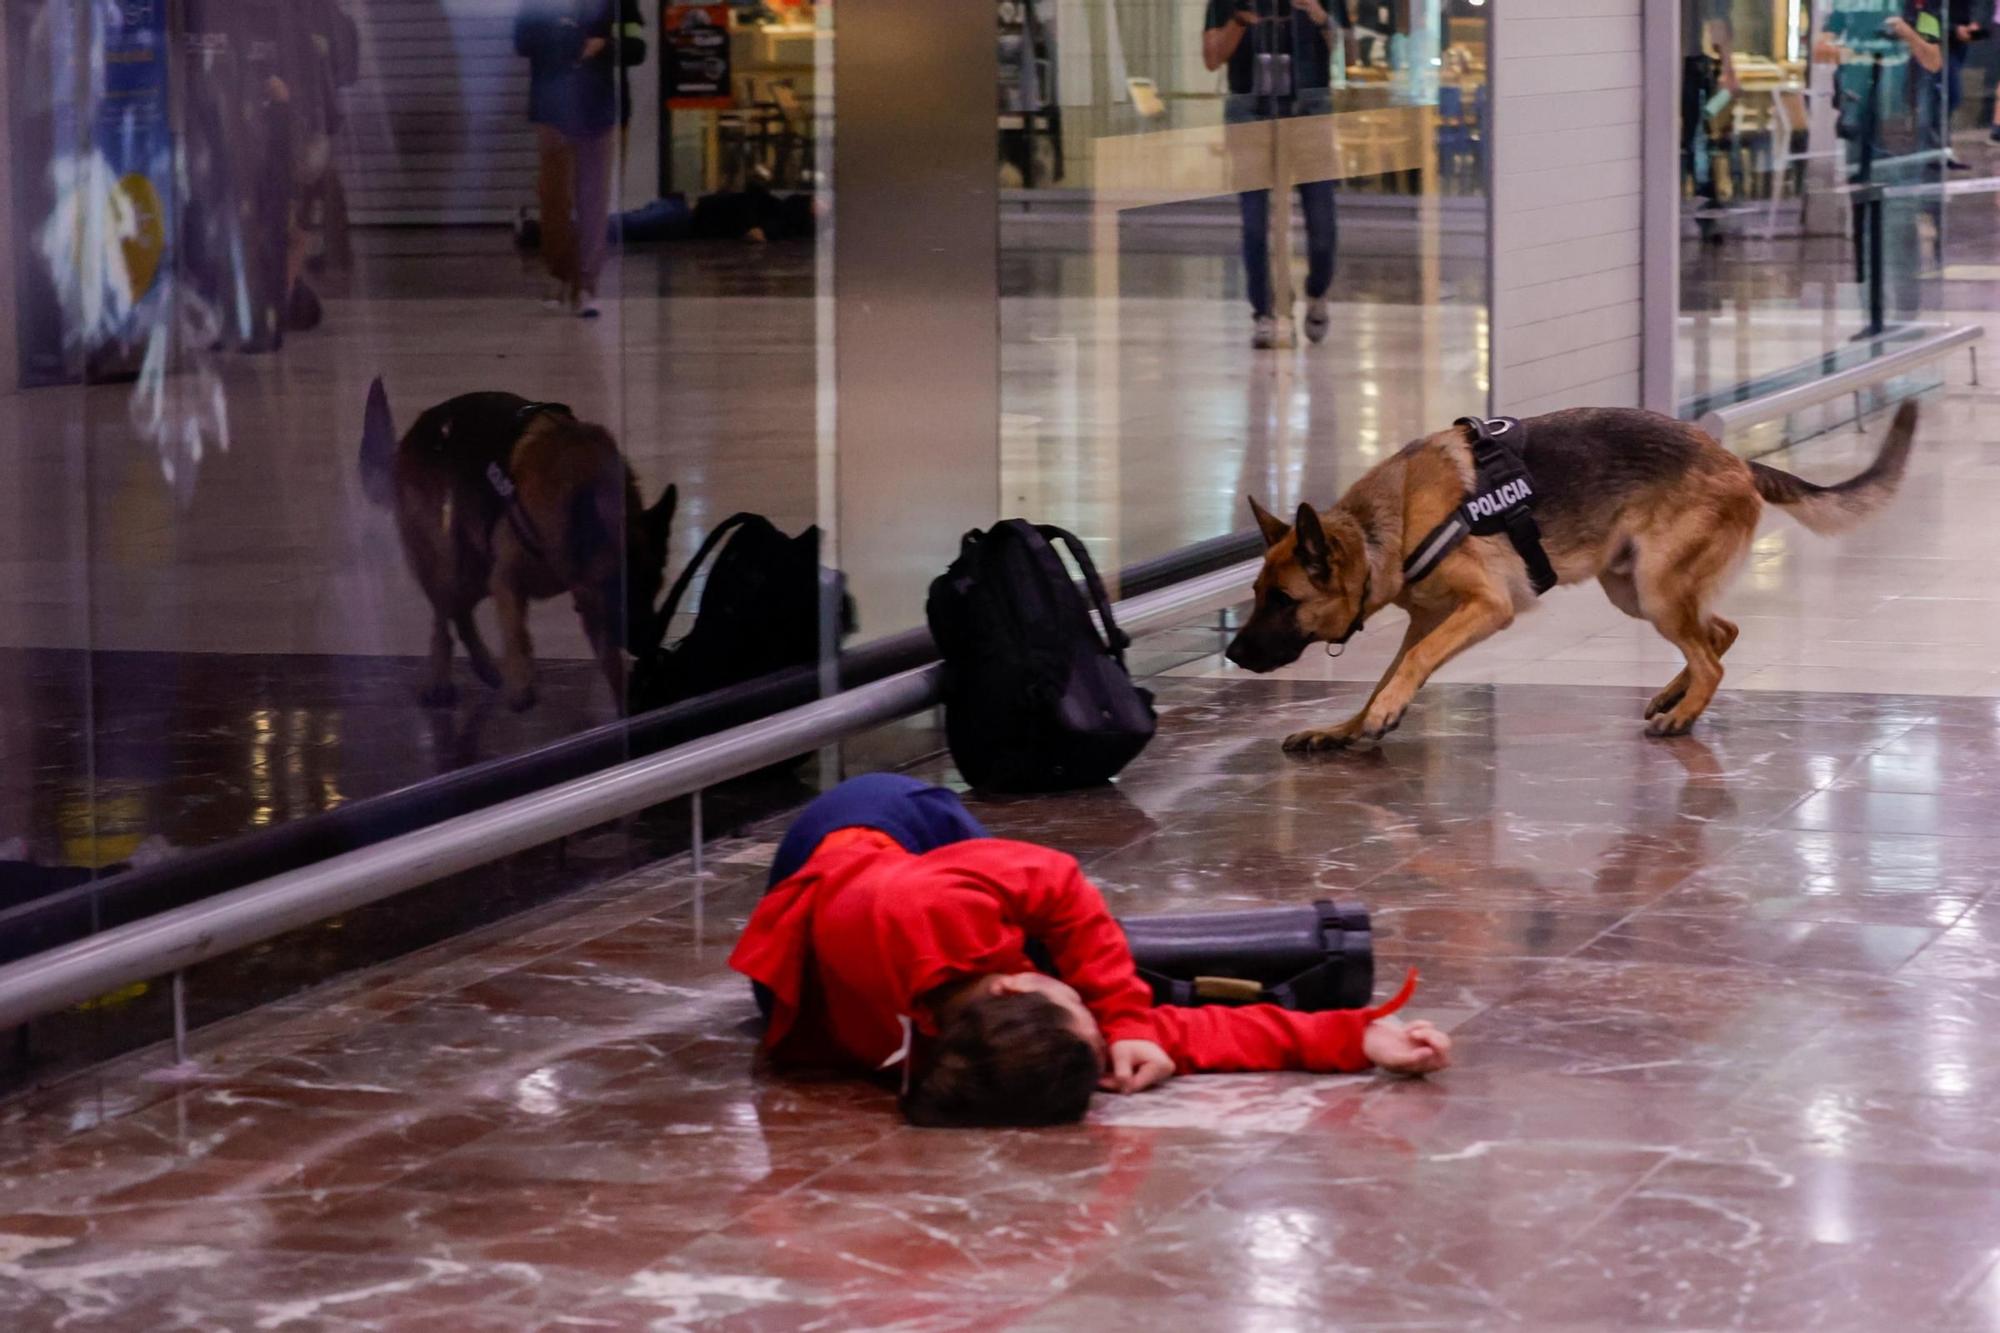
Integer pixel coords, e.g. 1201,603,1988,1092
515,0,648,318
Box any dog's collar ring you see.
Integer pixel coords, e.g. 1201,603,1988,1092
1326,569,1371,657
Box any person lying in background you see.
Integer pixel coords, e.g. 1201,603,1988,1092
730,774,1451,1128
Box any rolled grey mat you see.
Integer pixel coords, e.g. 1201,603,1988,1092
1118,900,1373,1011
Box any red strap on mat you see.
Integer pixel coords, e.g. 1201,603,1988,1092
1365,967,1419,1022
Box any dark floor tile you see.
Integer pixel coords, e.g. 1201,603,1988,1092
671,1125,1278,1300
1781,787,2000,838
1502,1154,2000,1330
245,1175,712,1276
1056,1141,1664,1325
1573,913,1940,976
1355,817,1738,911
1645,827,1998,926
1837,728,2000,794
1939,1254,2000,1332
1444,959,1874,1094
0,1244,587,1331
1370,904,1628,960
1898,903,2000,1005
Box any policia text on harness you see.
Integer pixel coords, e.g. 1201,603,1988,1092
1401,416,1556,595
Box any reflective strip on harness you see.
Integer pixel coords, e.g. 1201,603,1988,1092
1402,416,1557,595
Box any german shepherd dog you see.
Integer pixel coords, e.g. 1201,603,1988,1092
359,379,677,711
1226,403,1917,748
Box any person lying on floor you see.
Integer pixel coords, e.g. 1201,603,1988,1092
729,774,1452,1127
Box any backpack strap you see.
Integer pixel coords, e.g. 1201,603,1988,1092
656,512,763,645
1137,967,1198,1008
1034,524,1133,664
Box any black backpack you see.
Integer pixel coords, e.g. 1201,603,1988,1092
926,520,1156,793
635,512,853,710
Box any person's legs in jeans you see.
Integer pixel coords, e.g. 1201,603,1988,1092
1946,44,1968,161
569,128,617,305
1918,64,1947,158
536,125,578,297
1297,179,1337,301
1237,187,1273,318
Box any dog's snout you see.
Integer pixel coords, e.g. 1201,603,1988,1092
1224,627,1281,674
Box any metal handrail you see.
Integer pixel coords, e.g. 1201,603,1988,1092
1696,323,1983,442
0,559,1262,1033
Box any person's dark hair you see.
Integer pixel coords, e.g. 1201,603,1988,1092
901,991,1100,1128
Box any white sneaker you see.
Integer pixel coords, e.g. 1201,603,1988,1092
1253,315,1279,349
576,295,602,319
540,284,569,311
1304,297,1330,344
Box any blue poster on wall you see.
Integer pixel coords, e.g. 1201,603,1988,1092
88,0,174,381
7,0,175,388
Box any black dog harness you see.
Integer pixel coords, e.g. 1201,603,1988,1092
1401,416,1557,596
483,401,574,567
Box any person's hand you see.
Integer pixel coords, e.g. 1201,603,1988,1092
1101,1039,1175,1094
1883,16,1912,39
1958,23,1978,42
1362,1017,1452,1075
581,35,609,60
266,76,291,104
1297,0,1331,26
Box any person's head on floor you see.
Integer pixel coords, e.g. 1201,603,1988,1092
901,973,1104,1128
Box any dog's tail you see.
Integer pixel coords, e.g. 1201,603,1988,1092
358,376,398,508
1749,400,1916,537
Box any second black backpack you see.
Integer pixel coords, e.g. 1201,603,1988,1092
926,520,1157,793
635,512,854,710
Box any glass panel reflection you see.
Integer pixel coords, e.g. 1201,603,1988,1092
1677,0,1949,419
1000,0,1488,576
0,0,835,1078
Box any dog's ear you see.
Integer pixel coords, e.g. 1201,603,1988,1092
643,483,678,553
1248,495,1290,548
359,376,398,507
1293,502,1334,585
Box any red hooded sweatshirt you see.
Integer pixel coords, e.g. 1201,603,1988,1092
729,829,1415,1077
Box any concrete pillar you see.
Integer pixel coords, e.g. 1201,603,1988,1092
832,0,1000,635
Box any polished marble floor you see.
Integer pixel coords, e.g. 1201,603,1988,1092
5,669,2000,1329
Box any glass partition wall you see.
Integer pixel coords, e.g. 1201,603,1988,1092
1678,0,1951,437
0,0,839,1080
1000,0,1491,574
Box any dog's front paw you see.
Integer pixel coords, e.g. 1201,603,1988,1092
1645,710,1699,738
1357,700,1409,743
419,680,457,709
1282,726,1358,753
505,684,539,712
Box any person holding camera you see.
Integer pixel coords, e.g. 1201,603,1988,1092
1204,0,1353,350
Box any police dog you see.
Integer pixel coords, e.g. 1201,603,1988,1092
359,379,676,711
1226,403,1917,748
